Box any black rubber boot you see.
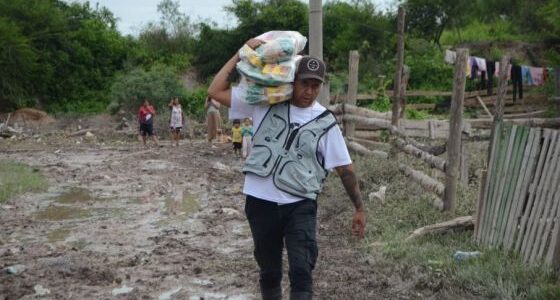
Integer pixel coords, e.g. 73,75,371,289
261,286,282,300
290,291,313,300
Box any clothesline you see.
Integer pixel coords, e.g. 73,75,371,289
444,49,554,87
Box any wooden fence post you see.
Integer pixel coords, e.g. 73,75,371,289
399,65,410,118
443,48,468,212
309,0,329,106
344,50,360,138
555,67,560,117
486,56,510,163
391,6,405,128
460,142,469,185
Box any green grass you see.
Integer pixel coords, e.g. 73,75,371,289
441,20,528,45
345,154,560,299
0,160,47,203
405,108,432,120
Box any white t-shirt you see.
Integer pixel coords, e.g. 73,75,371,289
230,86,352,204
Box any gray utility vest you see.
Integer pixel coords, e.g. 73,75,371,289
242,102,337,200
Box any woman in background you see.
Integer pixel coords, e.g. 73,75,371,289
205,96,221,143
168,97,185,147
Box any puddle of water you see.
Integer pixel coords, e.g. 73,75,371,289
35,206,91,221
182,192,200,214
56,187,95,204
47,227,71,242
164,190,200,215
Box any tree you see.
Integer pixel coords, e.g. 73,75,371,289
132,0,195,72
323,1,391,72
192,0,309,79
404,0,472,47
0,17,37,110
0,0,128,112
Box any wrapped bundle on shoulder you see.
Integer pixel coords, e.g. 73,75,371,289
237,31,307,105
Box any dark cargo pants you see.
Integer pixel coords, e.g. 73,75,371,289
245,195,318,300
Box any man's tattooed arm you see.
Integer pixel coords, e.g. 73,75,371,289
335,164,364,211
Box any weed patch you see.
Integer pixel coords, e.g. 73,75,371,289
0,160,47,203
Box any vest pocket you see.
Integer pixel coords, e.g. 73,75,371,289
276,160,321,194
243,145,274,176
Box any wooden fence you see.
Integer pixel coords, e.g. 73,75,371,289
475,121,560,267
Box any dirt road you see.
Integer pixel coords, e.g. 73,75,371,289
1,134,467,299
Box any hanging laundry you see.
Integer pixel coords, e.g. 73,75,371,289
529,67,545,86
479,71,487,90
486,61,496,95
495,62,512,80
521,65,534,86
470,57,478,79
444,50,456,64
473,57,487,72
511,65,523,102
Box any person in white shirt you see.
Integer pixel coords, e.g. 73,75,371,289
168,97,185,147
208,38,365,300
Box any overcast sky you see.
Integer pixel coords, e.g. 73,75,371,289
68,0,394,36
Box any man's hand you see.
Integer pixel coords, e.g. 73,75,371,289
352,208,365,239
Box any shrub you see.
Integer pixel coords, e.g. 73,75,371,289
108,64,188,114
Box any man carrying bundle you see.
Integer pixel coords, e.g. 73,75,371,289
208,37,365,300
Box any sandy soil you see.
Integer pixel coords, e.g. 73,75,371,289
0,118,479,299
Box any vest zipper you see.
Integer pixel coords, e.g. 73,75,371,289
284,128,300,150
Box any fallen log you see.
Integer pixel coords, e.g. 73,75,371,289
394,138,447,172
464,94,548,108
399,164,445,197
348,137,390,150
68,128,97,137
330,104,390,119
341,114,392,130
469,117,560,129
503,110,548,119
344,114,447,155
405,216,474,242
347,141,388,159
476,96,493,119
354,130,382,140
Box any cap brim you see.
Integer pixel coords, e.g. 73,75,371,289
296,74,324,83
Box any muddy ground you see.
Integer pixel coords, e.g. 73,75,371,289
0,117,480,299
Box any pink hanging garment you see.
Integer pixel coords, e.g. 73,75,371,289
529,67,544,86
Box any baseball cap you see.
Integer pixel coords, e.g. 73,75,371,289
296,56,326,83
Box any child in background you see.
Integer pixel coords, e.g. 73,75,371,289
241,117,253,158
231,119,243,156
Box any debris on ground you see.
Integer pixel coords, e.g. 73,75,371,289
4,264,27,275
368,186,387,204
158,287,182,300
34,284,51,296
10,108,55,127
111,285,134,296
453,251,482,262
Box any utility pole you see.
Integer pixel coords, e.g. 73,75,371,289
309,0,328,106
